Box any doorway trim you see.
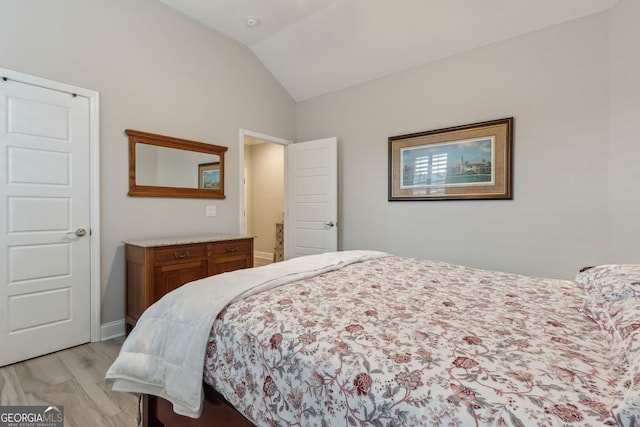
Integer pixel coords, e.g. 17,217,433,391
1,68,101,342
238,129,292,235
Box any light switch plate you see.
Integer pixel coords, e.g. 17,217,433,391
206,205,217,217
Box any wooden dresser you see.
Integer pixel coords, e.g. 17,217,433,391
124,235,254,332
275,222,284,262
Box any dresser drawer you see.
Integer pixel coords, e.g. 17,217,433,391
154,244,208,263
210,239,252,256
125,236,253,333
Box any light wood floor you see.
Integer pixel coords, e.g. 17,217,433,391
0,338,138,427
254,256,272,267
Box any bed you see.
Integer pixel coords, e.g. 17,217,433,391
106,251,640,426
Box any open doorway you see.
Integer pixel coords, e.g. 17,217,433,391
239,130,292,266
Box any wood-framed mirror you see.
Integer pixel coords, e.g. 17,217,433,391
126,129,228,198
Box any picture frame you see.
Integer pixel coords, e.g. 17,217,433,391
388,117,513,201
198,162,221,190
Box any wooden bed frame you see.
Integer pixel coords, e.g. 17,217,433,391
142,385,254,427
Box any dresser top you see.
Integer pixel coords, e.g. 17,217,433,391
123,234,252,248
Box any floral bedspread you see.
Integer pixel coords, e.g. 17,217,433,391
203,256,633,426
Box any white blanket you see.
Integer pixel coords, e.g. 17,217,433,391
105,250,389,418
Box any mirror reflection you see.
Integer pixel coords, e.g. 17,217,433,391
135,143,220,189
127,129,228,199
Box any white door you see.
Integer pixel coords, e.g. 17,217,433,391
0,77,91,366
285,137,338,259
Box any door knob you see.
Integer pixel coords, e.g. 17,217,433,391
68,228,87,237
324,221,335,227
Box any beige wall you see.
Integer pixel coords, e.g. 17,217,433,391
245,143,285,257
244,146,254,236
608,0,640,262
297,12,615,279
0,0,296,327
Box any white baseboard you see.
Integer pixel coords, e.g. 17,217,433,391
101,319,125,341
254,250,273,261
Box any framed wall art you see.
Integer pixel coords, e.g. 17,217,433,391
198,162,221,190
388,117,513,201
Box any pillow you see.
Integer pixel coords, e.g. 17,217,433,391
611,352,640,425
575,264,640,302
576,266,640,422
607,298,640,352
576,265,640,368
607,299,640,424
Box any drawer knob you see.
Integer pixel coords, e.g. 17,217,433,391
174,251,190,259
226,246,239,253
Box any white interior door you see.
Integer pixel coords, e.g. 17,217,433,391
0,77,92,366
285,137,338,259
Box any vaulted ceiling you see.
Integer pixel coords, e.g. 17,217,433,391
156,0,618,101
